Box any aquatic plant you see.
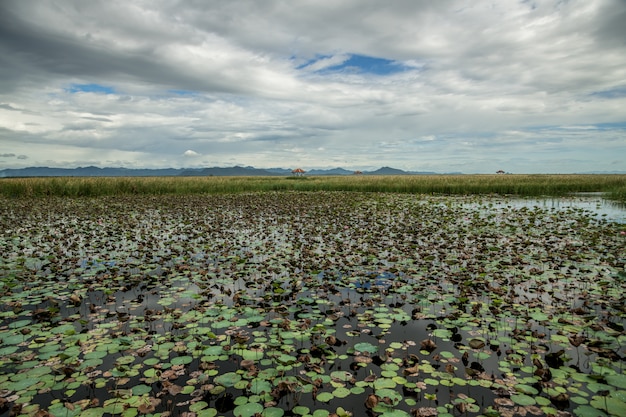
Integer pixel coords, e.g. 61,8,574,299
1,174,625,202
0,192,624,417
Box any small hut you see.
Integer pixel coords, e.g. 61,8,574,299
353,170,363,175
496,170,506,174
292,168,305,177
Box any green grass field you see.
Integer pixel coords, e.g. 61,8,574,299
1,174,625,202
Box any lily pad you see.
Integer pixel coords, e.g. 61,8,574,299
214,372,241,388
354,342,378,354
262,408,285,417
510,393,536,406
316,392,334,402
233,402,263,417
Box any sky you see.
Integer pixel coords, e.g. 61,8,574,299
0,0,625,173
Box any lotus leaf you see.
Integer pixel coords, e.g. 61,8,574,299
214,372,241,387
354,342,378,354
606,374,626,389
379,411,411,417
262,407,285,417
510,393,536,406
292,406,310,415
232,402,264,417
573,405,609,417
316,392,334,402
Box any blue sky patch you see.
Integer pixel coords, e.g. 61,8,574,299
301,54,407,75
67,83,115,94
168,89,197,96
589,86,626,99
593,121,626,130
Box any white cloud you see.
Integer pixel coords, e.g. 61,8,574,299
0,0,624,173
183,150,200,157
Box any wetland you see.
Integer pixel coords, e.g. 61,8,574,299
1,191,625,417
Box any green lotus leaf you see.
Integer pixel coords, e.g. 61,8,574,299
214,372,241,387
23,366,53,378
8,319,31,329
9,376,40,391
510,393,536,406
379,410,411,417
439,350,455,359
80,408,105,417
0,345,19,355
236,348,265,360
354,342,378,354
590,394,626,416
191,407,217,417
262,407,285,417
606,374,626,389
84,350,108,359
515,384,539,395
424,378,439,386
131,385,152,396
276,354,297,365
475,351,491,360
171,355,193,365
292,406,310,415
375,388,402,406
316,392,334,402
116,355,136,365
331,371,354,382
573,405,608,417
432,328,452,339
233,396,249,406
3,334,27,345
249,378,272,395
374,378,396,389
48,402,83,417
333,386,351,398
588,382,613,393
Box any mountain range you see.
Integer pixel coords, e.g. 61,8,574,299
0,166,452,177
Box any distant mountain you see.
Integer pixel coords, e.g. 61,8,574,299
264,168,294,175
0,165,453,177
0,166,186,177
308,167,355,175
365,166,408,175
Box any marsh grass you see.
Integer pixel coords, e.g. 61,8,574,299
1,174,625,201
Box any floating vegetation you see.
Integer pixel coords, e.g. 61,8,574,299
0,192,625,417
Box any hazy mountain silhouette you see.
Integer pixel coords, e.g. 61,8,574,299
0,165,450,177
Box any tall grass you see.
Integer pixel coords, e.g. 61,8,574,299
1,174,625,201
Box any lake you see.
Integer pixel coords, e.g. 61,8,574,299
0,192,624,417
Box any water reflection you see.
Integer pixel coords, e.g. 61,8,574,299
464,193,626,223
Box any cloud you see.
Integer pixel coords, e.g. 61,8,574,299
183,149,200,157
0,0,624,173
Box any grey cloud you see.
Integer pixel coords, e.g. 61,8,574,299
0,2,262,95
81,116,113,122
0,0,624,173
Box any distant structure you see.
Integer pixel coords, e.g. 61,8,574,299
496,170,506,174
292,168,305,176
353,170,363,175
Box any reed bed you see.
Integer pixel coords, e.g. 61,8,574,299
1,174,625,201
